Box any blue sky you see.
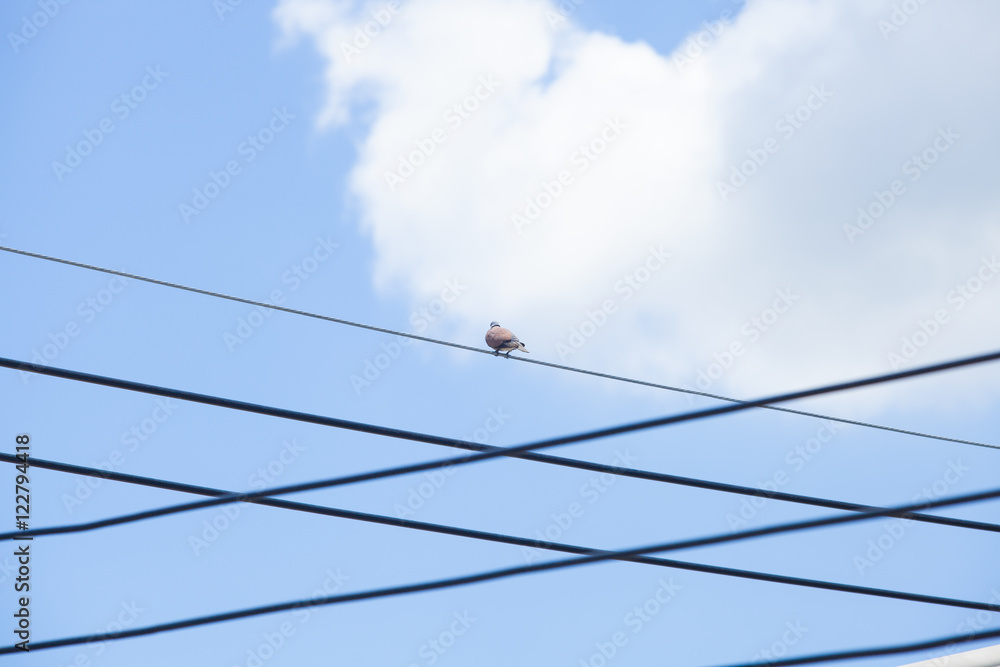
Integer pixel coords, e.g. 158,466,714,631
2,0,999,665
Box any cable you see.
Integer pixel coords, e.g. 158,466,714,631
4,480,998,654
5,451,1000,543
4,452,1000,599
6,250,997,658
2,244,995,452
709,627,1000,667
3,350,1000,503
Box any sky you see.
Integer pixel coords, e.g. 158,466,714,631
1,0,999,665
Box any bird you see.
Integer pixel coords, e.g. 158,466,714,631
485,322,530,356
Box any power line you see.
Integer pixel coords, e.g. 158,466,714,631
3,350,1000,502
5,445,1000,543
2,244,995,452
709,628,1000,667
4,478,998,654
5,349,1000,651
4,451,1000,598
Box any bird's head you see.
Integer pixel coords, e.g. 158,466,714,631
489,321,500,328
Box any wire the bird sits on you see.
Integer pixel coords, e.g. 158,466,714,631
1,245,996,451
5,247,1000,659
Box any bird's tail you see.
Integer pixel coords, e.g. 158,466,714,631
519,344,530,353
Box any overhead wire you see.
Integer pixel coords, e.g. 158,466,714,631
3,477,998,654
5,249,1000,657
708,627,1000,667
1,244,995,452
3,452,1000,610
4,444,1000,543
3,349,1000,503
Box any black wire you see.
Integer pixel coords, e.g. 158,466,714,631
709,627,1000,667
4,454,1000,648
3,478,998,654
1,245,995,452
5,227,997,663
3,451,1000,586
4,450,1000,544
3,349,1000,501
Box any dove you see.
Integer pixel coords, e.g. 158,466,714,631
485,322,530,356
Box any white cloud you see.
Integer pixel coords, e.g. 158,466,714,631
275,0,1000,406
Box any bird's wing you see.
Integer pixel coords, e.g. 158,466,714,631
486,327,515,348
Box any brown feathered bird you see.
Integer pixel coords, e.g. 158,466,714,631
485,321,530,356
